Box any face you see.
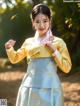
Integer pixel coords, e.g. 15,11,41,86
32,13,51,37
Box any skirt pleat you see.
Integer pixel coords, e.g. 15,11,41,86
16,86,64,106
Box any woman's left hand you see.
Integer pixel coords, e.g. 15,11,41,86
44,41,56,53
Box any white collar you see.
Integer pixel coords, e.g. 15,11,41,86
34,29,53,45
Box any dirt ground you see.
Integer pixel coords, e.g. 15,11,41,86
0,67,80,106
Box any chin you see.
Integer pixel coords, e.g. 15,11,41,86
39,31,47,36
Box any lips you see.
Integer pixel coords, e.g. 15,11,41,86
39,28,45,31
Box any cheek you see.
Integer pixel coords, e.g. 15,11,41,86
32,22,37,29
34,25,38,30
47,23,50,27
32,22,35,28
46,23,50,29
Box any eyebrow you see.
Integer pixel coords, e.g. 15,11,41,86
35,18,49,21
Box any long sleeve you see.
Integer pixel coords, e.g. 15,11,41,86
6,42,27,64
52,38,72,73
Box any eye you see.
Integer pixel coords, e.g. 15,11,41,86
35,20,40,23
44,20,48,22
43,20,49,23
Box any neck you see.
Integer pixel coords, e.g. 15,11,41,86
39,33,47,38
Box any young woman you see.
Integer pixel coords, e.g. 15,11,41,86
5,4,72,106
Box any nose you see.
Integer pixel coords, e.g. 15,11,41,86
39,22,45,28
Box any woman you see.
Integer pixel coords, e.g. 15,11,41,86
5,4,72,106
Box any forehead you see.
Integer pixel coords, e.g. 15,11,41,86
34,13,49,20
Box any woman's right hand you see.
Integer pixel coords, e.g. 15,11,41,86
5,39,16,49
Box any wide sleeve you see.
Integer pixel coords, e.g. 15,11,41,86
52,39,72,73
6,40,27,64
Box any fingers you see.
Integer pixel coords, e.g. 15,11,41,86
8,39,16,44
44,41,52,47
44,41,56,52
5,39,16,49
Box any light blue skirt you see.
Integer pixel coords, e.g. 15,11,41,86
16,86,64,106
16,57,64,106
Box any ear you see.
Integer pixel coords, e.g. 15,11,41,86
32,19,34,27
32,20,35,30
50,20,51,24
49,20,52,28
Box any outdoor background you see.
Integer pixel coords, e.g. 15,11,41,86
0,0,80,106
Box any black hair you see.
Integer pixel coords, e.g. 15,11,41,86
31,4,51,20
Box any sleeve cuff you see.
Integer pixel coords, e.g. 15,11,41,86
6,47,14,52
52,50,62,61
54,50,58,56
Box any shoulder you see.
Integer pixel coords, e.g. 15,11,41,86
53,36,67,47
24,37,34,43
54,36,63,42
21,37,34,47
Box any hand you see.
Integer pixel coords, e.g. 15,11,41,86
5,39,16,49
44,41,56,52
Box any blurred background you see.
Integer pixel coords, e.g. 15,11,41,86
0,0,80,106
